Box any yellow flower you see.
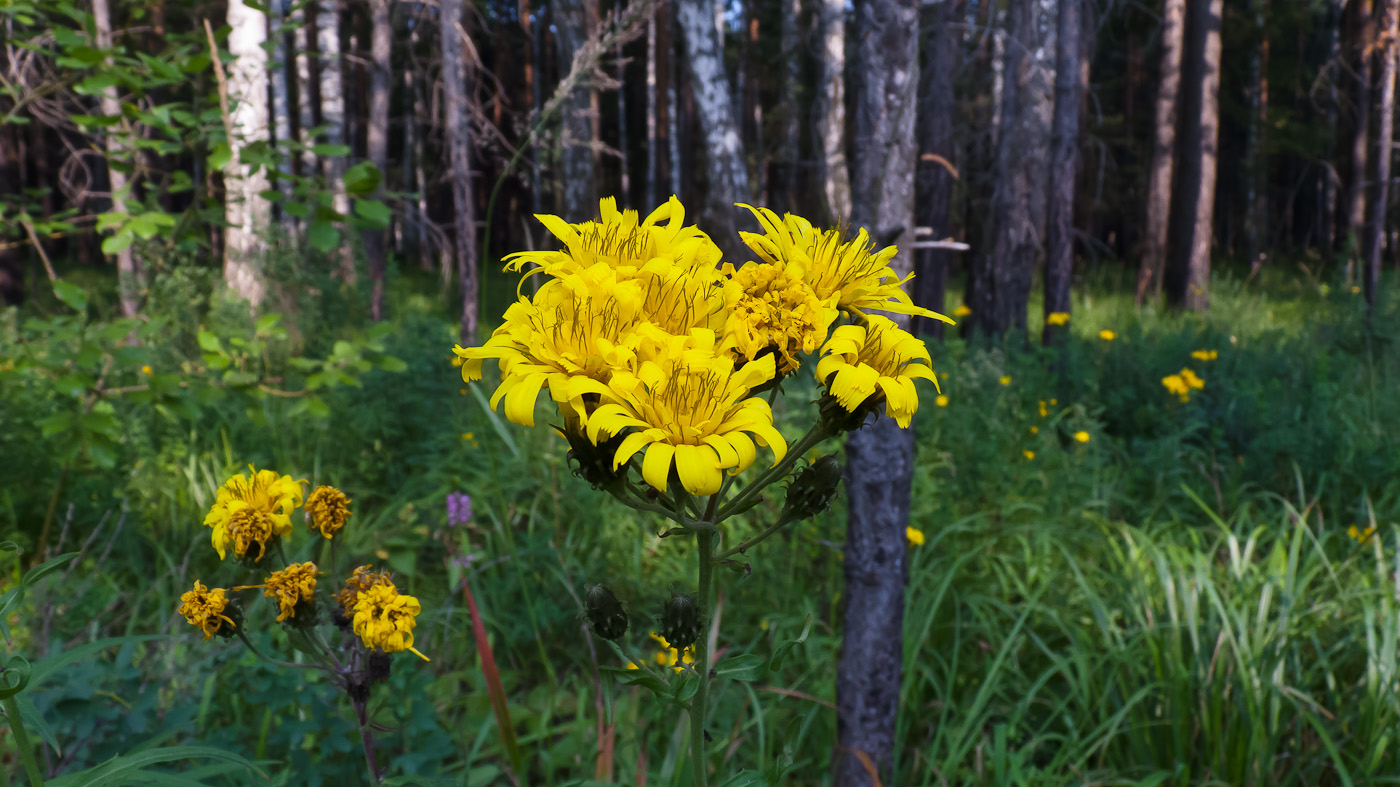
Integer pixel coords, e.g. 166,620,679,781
649,632,697,673
1038,400,1048,418
1348,524,1376,544
178,581,236,640
203,467,305,561
236,562,319,622
140,365,153,375
1162,374,1189,397
1050,398,1057,405
1351,285,1362,295
305,485,351,539
1046,312,1070,326
1190,349,1218,362
353,583,429,661
906,526,925,546
1073,431,1091,444
587,340,786,496
1000,376,1011,387
816,315,939,429
1029,426,1039,434
935,394,949,408
336,564,395,612
952,304,972,318
737,205,953,323
1179,368,1205,390
1098,330,1116,341
722,259,836,374
1023,449,1036,460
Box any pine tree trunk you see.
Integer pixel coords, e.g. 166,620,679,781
556,0,599,220
675,0,750,255
1043,0,1082,346
913,0,961,339
224,0,271,307
1165,0,1222,311
1136,0,1185,305
835,2,919,784
618,0,630,205
1337,0,1374,257
1366,0,1398,319
777,0,802,215
1243,0,1269,269
531,6,548,213
365,0,390,320
93,0,142,316
813,0,852,222
441,0,478,342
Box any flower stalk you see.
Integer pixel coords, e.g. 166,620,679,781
2,692,45,786
690,528,716,787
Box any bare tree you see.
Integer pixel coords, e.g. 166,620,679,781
1336,0,1374,257
555,0,600,219
224,0,271,306
271,0,295,224
365,0,390,320
1243,0,1269,269
1043,0,1082,346
1366,0,1398,319
913,0,962,339
776,0,803,214
93,0,141,316
1136,0,1185,305
646,6,659,207
813,0,852,222
441,0,477,341
1165,0,1223,311
835,0,919,784
318,0,355,281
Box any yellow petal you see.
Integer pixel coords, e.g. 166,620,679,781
641,443,677,493
674,444,723,496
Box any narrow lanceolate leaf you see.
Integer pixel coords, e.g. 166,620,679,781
463,579,522,776
44,745,264,786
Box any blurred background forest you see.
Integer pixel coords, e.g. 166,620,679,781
2,0,1400,784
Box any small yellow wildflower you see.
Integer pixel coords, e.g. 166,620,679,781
953,304,972,318
1029,426,1039,434
1038,400,1048,418
353,583,429,661
1046,312,1070,326
1050,398,1057,405
1351,285,1362,295
461,432,474,441
935,395,949,407
1073,431,1091,444
1179,368,1205,390
140,365,153,375
459,388,467,395
814,314,940,429
305,485,351,539
1023,449,1036,460
1098,330,1116,341
236,562,319,622
1000,376,1011,386
1190,349,1218,362
906,526,925,546
1162,374,1190,401
1348,524,1376,544
649,632,697,672
178,581,236,640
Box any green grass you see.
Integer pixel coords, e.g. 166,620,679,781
4,261,1399,785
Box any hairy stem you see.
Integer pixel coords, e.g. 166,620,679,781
716,423,832,521
354,697,381,783
689,529,715,787
2,694,45,786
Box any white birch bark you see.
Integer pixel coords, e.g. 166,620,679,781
318,0,349,218
812,0,851,221
646,8,658,207
271,0,294,225
225,0,271,306
92,0,141,316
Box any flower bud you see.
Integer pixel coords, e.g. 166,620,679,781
657,592,702,650
555,419,629,490
782,455,843,522
817,390,879,434
584,583,630,641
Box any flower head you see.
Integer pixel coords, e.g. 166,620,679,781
816,315,939,429
906,526,925,546
353,583,429,661
1098,330,1116,341
953,304,972,318
446,492,473,527
1046,312,1070,326
1349,524,1377,544
1179,368,1205,390
179,581,237,640
1190,349,1218,362
722,260,836,374
204,467,305,561
305,485,351,539
238,562,319,622
1162,374,1190,399
1000,376,1012,386
1023,449,1036,460
336,564,396,613
935,395,949,407
1074,431,1091,444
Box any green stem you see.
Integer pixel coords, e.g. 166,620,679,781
715,512,794,561
689,530,715,787
236,630,321,670
2,694,45,786
716,424,832,521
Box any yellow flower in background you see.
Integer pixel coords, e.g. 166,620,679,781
1046,312,1070,326
816,315,940,429
586,340,786,496
1351,285,1362,295
305,485,351,539
1074,431,1091,444
140,365,153,375
1348,524,1376,544
1038,400,1048,418
1023,449,1036,460
1162,374,1190,400
935,395,949,407
953,304,972,318
237,562,319,622
737,204,953,324
1098,330,1116,341
906,526,925,546
203,467,305,561
1050,398,1057,405
1190,349,1218,362
178,581,236,640
1179,368,1205,390
722,259,836,374
1000,376,1012,386
336,564,395,612
1029,426,1039,434
353,583,429,661
649,632,698,673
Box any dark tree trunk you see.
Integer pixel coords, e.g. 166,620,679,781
813,0,853,222
1337,0,1374,257
913,0,962,339
365,0,390,321
1136,0,1186,305
835,2,919,785
1366,0,1398,319
1165,0,1223,311
776,0,803,215
1243,0,1270,269
441,0,477,342
646,6,659,208
556,0,600,219
1043,0,1083,346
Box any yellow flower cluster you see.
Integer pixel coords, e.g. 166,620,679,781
455,197,950,496
1190,349,1218,362
1162,367,1205,402
178,581,236,640
1348,524,1377,544
353,583,429,661
204,467,306,561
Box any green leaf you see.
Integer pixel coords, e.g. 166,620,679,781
45,745,264,787
222,370,258,387
717,771,771,787
52,280,87,313
0,546,79,642
15,694,62,756
307,221,339,252
207,142,231,171
714,653,768,682
196,330,222,353
672,671,701,703
601,665,670,695
767,614,812,673
311,143,351,157
101,230,133,254
254,313,281,334
341,161,382,196
303,395,330,418
376,355,407,373
353,198,392,229
29,635,165,687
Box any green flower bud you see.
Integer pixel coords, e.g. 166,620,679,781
584,583,630,641
555,419,629,490
782,454,843,521
816,390,880,434
658,592,702,650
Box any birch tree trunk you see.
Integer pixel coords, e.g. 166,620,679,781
835,1,919,784
555,0,599,220
365,0,390,320
813,0,852,222
1366,0,1398,319
224,0,271,307
1135,0,1185,305
441,0,478,342
271,0,294,224
93,0,142,317
292,0,317,178
1043,0,1082,346
1165,0,1222,311
646,7,659,207
675,0,750,255
318,0,354,280
913,0,960,339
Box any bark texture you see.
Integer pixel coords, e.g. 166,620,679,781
224,0,271,307
836,1,919,784
1165,0,1223,311
1366,0,1398,318
1243,0,1269,268
1136,0,1185,304
1043,0,1082,346
914,0,961,339
1337,0,1374,253
777,0,803,214
441,0,478,342
318,0,354,280
271,0,294,222
365,0,390,320
93,0,142,316
813,0,852,222
675,0,750,256
556,0,600,219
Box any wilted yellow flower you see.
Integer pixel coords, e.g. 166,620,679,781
305,485,351,539
1098,330,1116,341
1046,312,1070,326
816,315,939,429
935,395,949,407
906,526,925,546
722,259,836,374
1074,431,1091,444
353,583,429,661
178,581,236,640
1000,376,1012,386
1190,349,1218,362
952,304,972,318
237,562,319,622
204,467,304,561
1023,449,1036,460
336,564,395,612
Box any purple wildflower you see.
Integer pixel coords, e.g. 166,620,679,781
447,491,473,527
